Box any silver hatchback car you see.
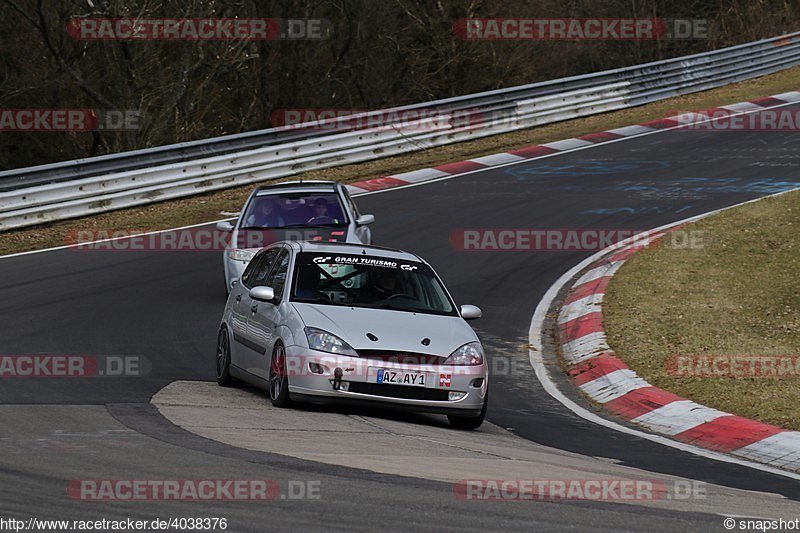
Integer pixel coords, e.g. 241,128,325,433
215,180,375,293
216,241,489,429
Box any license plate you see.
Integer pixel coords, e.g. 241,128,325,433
375,368,426,387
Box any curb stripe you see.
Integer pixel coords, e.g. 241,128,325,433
564,276,612,305
343,89,797,201
604,386,685,421
349,176,411,191
562,331,610,364
433,160,487,174
468,153,526,166
508,145,557,158
568,354,628,386
749,96,788,108
579,131,625,143
578,368,650,403
734,432,800,469
559,312,604,343
557,293,604,324
541,138,594,151
557,216,800,472
629,400,728,436
606,125,655,136
574,261,623,287
674,416,786,453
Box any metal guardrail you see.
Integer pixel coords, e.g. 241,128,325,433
1,31,799,231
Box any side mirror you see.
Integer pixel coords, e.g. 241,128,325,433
250,286,276,303
216,221,234,232
460,304,482,320
356,214,375,226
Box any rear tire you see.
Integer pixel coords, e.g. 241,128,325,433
216,327,237,387
268,342,291,407
447,392,487,430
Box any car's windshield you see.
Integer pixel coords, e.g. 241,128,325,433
240,191,347,229
291,252,457,316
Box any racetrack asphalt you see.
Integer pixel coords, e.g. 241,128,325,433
1,105,799,530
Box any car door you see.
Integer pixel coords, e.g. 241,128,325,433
233,248,280,375
249,248,291,380
228,250,263,369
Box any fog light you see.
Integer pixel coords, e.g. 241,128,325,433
448,391,466,401
339,381,349,392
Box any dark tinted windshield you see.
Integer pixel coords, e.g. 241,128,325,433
241,191,347,229
291,252,456,316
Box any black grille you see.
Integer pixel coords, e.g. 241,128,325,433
347,383,449,401
354,350,444,365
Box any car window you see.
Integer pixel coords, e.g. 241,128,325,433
264,250,290,299
247,249,280,289
240,191,349,229
291,252,456,316
342,188,361,218
241,250,264,289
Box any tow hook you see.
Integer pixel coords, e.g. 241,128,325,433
332,367,344,390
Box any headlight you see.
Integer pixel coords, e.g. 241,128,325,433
443,341,484,366
228,249,256,262
305,327,358,356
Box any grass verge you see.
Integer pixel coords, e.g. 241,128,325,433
603,189,800,430
2,66,800,256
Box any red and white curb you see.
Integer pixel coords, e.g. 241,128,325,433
557,228,800,473
344,90,800,196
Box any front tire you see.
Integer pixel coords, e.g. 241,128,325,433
447,393,487,430
268,342,291,407
216,327,237,387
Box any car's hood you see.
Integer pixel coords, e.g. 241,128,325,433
232,227,350,250
292,303,477,357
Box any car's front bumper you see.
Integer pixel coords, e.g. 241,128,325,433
284,346,488,415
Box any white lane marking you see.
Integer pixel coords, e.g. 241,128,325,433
579,368,650,403
630,400,728,436
528,188,800,481
557,293,604,324
468,153,525,166
605,124,655,136
574,261,623,287
561,331,610,364
734,432,800,470
540,138,594,151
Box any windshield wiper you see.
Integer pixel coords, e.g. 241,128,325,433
292,297,349,306
374,303,434,314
